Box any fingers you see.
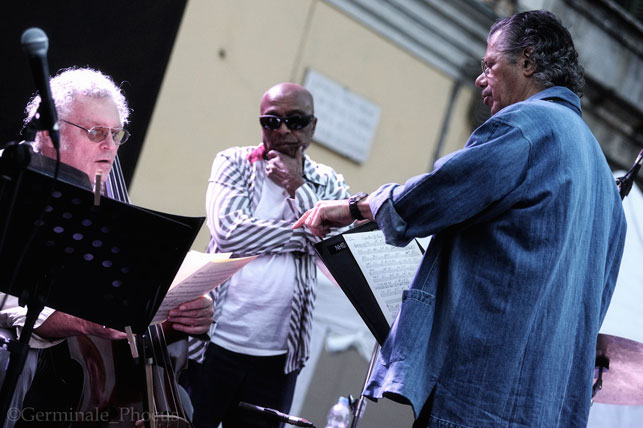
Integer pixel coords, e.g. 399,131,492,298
167,305,213,322
296,199,355,237
293,208,322,237
295,145,304,162
90,323,127,340
294,206,325,237
167,308,213,334
293,205,331,237
167,296,214,334
306,206,329,238
169,317,212,335
108,329,128,341
170,296,212,313
293,210,311,229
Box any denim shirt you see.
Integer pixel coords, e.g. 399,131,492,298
364,87,627,428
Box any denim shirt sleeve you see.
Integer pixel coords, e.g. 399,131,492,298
369,118,532,246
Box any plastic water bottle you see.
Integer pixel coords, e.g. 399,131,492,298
324,396,351,428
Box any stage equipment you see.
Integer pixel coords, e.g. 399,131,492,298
238,401,316,427
592,333,643,405
616,149,643,200
0,153,203,427
314,222,395,428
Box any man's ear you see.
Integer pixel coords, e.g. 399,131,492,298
38,130,55,148
36,130,59,157
522,47,535,77
310,117,317,135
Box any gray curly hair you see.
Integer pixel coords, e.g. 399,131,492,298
25,67,130,148
489,10,585,97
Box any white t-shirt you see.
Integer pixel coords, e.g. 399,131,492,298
212,177,296,356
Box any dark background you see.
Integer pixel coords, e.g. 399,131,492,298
0,0,188,186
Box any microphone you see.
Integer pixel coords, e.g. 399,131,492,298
21,27,59,148
238,402,316,427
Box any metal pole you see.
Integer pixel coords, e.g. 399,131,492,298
350,342,379,428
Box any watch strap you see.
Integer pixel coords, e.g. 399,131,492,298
348,192,368,220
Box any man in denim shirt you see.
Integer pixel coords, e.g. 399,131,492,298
295,10,627,428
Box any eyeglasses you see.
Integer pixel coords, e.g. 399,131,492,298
259,115,315,131
60,119,130,145
480,59,491,77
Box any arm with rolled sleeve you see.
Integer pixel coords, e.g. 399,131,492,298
0,294,61,348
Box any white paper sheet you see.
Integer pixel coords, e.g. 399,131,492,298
343,231,423,325
151,250,256,323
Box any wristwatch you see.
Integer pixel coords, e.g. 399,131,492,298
348,192,369,220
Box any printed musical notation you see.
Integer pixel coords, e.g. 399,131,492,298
343,231,423,325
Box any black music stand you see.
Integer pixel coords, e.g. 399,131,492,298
314,222,392,428
0,152,204,425
314,222,389,346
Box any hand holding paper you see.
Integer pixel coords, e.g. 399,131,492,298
151,250,257,324
167,295,214,335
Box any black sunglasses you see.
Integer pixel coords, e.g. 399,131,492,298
259,115,315,131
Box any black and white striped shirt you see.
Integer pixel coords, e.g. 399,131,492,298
191,144,350,373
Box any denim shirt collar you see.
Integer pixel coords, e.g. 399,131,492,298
527,86,582,117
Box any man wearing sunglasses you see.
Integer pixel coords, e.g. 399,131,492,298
0,67,213,426
181,82,351,427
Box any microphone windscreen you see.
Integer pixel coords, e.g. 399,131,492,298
21,27,48,56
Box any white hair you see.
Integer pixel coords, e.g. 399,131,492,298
25,67,130,149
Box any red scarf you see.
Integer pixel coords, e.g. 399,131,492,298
247,144,266,163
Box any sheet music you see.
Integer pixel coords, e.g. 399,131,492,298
344,230,423,325
151,250,256,323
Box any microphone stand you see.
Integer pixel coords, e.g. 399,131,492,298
0,141,50,427
238,401,316,427
349,342,379,428
0,112,61,427
616,148,643,200
0,294,45,425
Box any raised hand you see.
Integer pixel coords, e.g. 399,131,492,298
265,146,305,197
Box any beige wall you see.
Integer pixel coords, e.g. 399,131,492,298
129,1,479,424
131,0,476,250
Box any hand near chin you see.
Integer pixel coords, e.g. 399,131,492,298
266,146,305,197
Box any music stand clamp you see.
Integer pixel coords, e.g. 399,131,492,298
0,158,204,426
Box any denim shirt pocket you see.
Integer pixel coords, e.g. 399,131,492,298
380,288,435,364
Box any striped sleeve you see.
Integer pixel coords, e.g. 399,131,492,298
294,162,350,212
206,147,322,256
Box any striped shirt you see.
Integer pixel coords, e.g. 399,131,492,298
190,144,350,373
